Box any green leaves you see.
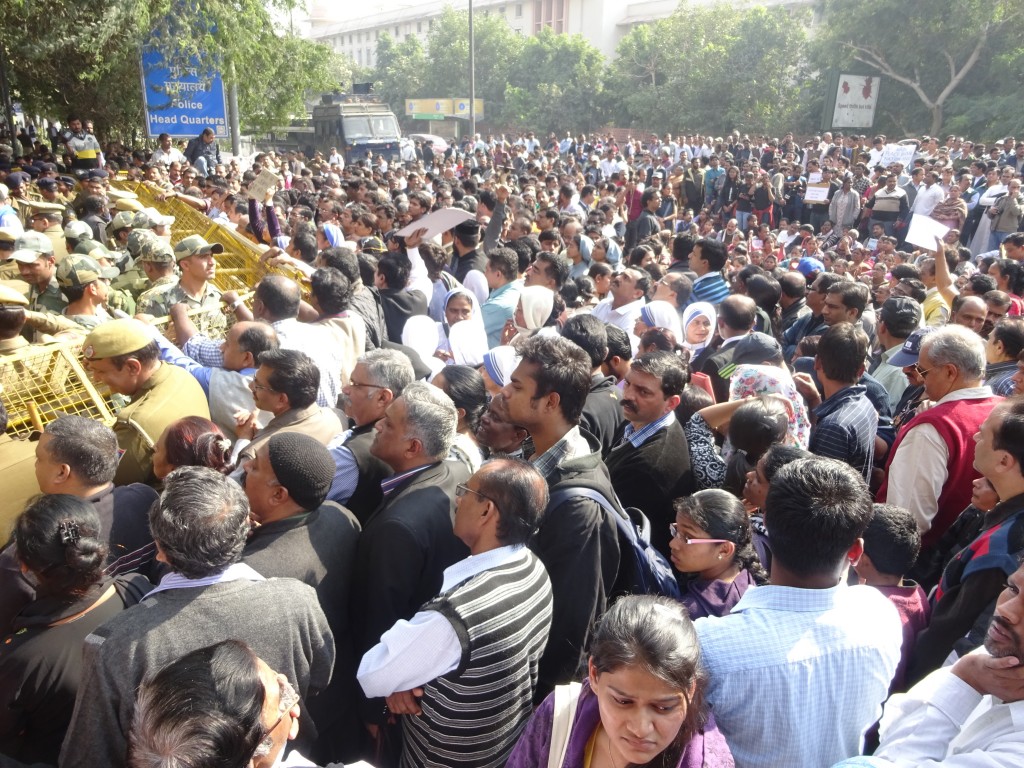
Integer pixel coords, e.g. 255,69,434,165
1,0,343,136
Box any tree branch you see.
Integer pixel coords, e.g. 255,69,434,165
846,43,935,109
935,24,989,105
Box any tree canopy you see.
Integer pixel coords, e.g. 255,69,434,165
1,0,344,137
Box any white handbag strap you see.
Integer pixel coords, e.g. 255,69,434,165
547,681,583,768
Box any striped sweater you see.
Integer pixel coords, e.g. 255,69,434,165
400,549,553,768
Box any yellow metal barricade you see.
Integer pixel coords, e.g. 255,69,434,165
1,343,115,437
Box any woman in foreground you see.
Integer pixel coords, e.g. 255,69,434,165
506,594,733,768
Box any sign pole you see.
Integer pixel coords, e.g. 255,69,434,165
228,62,241,156
469,0,476,141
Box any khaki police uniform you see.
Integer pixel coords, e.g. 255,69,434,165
0,432,38,541
81,320,211,486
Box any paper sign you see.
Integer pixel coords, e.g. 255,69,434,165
396,207,475,240
246,169,281,201
751,238,764,250
879,144,916,169
803,185,830,202
807,172,822,184
865,238,878,251
904,214,949,251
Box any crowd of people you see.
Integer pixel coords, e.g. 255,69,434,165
0,117,1023,768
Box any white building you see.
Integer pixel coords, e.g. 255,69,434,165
305,0,815,64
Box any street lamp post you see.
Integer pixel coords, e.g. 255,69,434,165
468,0,476,140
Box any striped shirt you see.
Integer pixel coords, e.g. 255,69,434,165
809,385,878,480
688,272,730,307
380,463,435,496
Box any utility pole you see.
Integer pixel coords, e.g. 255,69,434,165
468,0,476,141
228,63,241,156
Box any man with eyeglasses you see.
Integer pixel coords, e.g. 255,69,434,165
879,326,1003,557
326,349,414,520
350,383,469,762
358,459,553,768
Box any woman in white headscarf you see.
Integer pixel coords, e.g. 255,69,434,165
500,285,558,344
633,300,683,341
681,302,717,357
481,346,520,396
434,287,487,365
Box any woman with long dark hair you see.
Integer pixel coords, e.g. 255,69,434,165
0,495,150,763
506,595,733,768
669,490,768,620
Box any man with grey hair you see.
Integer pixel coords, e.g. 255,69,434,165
327,348,416,522
349,382,470,752
61,466,334,768
879,325,1003,556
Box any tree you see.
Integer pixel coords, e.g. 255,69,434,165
372,32,427,124
504,28,607,133
814,0,1024,136
1,0,343,137
604,3,809,136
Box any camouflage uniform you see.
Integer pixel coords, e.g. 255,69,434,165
137,280,225,336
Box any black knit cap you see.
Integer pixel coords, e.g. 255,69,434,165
266,432,335,511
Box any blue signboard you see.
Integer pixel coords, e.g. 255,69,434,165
140,48,229,139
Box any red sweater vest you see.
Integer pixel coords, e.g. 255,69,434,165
878,395,1001,550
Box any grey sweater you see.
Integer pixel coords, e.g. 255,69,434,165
59,578,334,768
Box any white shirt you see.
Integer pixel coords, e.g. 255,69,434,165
695,582,902,768
885,386,993,534
591,296,645,354
150,147,186,167
856,649,1024,767
911,183,946,217
357,545,528,697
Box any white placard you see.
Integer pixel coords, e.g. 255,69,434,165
803,185,830,203
832,74,880,129
807,172,822,184
396,207,475,240
904,214,949,251
879,144,916,169
246,169,281,201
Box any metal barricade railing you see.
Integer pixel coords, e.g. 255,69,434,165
0,343,115,437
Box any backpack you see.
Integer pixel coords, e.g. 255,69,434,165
547,487,680,599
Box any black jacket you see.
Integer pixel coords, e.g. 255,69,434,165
379,287,428,343
605,419,695,557
530,431,620,701
242,503,363,763
580,374,624,459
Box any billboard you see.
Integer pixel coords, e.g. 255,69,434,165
141,48,229,139
831,74,880,129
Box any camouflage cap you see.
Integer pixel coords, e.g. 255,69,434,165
64,220,94,241
174,234,223,262
137,236,175,264
126,229,157,258
56,253,118,288
82,318,153,360
10,231,55,262
109,211,135,233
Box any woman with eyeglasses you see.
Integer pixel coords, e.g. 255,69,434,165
669,490,769,620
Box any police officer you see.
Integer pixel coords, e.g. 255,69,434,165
127,235,176,305
57,252,120,330
74,241,136,316
81,319,210,486
24,200,71,261
0,389,38,539
137,235,225,337
7,232,66,315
